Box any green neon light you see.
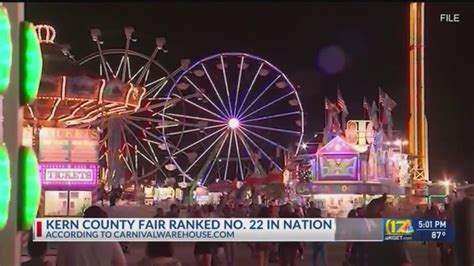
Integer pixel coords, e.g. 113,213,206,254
20,21,42,105
0,7,12,94
0,144,11,230
18,146,41,231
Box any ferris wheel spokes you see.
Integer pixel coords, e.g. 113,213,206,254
240,90,296,121
184,75,228,119
233,56,245,116
182,130,228,176
223,130,234,181
219,55,233,117
120,120,159,166
143,76,166,96
201,132,229,185
239,75,281,118
173,126,227,156
118,126,137,175
239,126,288,152
244,111,301,123
237,128,282,172
200,64,231,117
242,123,300,135
234,130,258,169
146,60,190,99
236,62,264,116
232,130,245,181
165,112,223,124
135,39,165,85
119,121,168,180
171,93,226,121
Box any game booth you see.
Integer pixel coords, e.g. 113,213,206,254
297,122,409,217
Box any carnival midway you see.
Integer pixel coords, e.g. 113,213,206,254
1,2,474,266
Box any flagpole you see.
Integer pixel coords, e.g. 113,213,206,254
325,100,328,130
378,86,383,131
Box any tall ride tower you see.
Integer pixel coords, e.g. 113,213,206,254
408,3,429,183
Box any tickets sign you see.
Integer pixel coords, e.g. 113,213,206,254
40,163,98,189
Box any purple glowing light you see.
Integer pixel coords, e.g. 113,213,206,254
316,45,346,75
228,118,240,129
39,163,99,189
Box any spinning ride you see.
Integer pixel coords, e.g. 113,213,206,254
76,27,190,183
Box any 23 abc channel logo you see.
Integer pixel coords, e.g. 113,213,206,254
384,219,414,240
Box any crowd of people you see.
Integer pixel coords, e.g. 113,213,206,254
23,194,453,266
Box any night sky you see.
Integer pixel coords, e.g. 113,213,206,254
26,3,474,182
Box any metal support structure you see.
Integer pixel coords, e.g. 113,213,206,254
408,3,429,183
0,3,23,265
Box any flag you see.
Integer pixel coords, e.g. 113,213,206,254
378,87,386,105
337,89,348,131
370,100,379,130
363,97,370,119
324,98,341,142
378,88,386,126
337,89,349,114
383,93,397,111
382,92,397,136
329,100,341,132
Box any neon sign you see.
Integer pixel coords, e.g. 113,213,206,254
319,155,358,180
39,163,98,189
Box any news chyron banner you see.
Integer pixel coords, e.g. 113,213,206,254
32,218,454,242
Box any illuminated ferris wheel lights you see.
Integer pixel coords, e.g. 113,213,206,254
163,53,304,184
228,118,240,129
276,81,288,89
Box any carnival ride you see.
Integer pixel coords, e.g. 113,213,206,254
28,26,306,188
75,27,191,182
162,53,305,185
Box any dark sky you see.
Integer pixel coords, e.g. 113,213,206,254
26,2,474,182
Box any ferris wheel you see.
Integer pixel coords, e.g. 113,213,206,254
76,27,189,182
162,52,304,185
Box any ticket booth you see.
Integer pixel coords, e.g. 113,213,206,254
37,127,100,217
40,163,98,216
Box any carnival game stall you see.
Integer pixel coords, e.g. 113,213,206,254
297,134,407,217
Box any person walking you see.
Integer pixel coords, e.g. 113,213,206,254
278,206,304,266
137,242,181,266
96,183,106,206
56,206,127,266
255,206,274,266
309,208,328,266
365,194,411,266
193,209,213,266
154,207,165,218
222,205,236,266
22,232,53,266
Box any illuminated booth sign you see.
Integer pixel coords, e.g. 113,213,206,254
319,154,358,180
39,127,99,163
345,120,374,147
40,163,98,189
316,136,359,181
296,182,405,195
